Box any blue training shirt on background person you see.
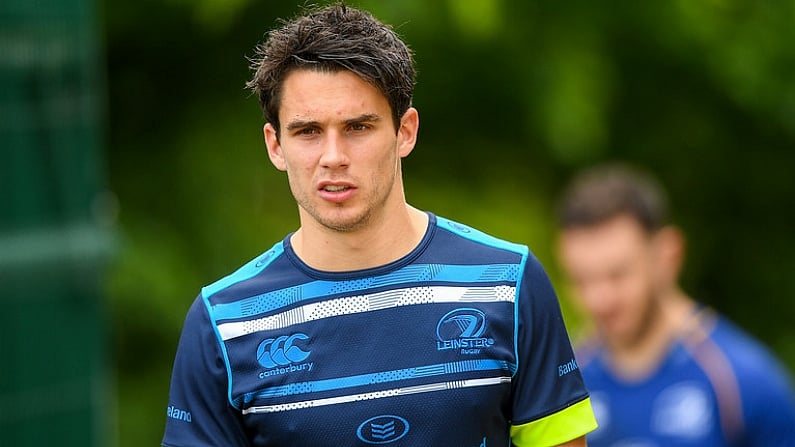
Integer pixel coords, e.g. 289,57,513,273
556,162,795,447
578,306,795,446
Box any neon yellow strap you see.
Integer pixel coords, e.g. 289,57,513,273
510,397,598,446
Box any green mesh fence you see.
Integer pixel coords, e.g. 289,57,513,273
0,0,113,445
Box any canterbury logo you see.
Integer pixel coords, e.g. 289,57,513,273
256,333,311,368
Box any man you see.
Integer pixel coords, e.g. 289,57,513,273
162,4,596,446
556,163,795,446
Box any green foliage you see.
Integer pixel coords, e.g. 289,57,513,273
102,0,795,445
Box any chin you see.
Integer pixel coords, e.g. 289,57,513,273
318,214,370,233
600,324,632,343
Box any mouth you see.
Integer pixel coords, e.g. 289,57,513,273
318,183,355,203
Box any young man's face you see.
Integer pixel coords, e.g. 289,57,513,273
558,214,667,348
264,69,418,234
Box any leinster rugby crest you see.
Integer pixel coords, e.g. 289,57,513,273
436,308,495,355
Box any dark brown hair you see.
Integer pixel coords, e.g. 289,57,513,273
557,163,670,233
246,3,416,136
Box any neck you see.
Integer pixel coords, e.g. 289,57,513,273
605,289,695,380
291,205,428,272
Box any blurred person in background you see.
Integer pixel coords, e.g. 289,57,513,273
161,3,596,446
555,162,795,446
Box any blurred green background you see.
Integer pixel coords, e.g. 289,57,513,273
3,0,795,445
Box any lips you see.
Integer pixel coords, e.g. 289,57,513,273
318,180,354,191
318,182,355,203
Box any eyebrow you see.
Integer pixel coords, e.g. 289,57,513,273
284,114,382,132
344,113,381,126
285,119,320,132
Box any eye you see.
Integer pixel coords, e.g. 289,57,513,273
295,127,320,136
348,122,371,132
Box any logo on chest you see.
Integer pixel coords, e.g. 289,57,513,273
256,333,314,378
651,383,713,439
356,415,410,444
435,308,495,355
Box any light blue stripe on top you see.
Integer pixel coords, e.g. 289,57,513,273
202,242,285,300
436,216,529,257
209,263,520,323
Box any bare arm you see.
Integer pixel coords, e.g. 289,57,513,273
553,435,587,447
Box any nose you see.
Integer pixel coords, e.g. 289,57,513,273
319,131,350,168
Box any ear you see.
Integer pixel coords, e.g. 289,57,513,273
652,225,685,288
397,107,419,158
264,123,287,171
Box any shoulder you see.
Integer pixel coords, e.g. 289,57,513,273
431,214,554,275
703,313,795,439
432,214,529,257
201,240,286,301
684,309,795,403
709,315,792,384
429,215,555,289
